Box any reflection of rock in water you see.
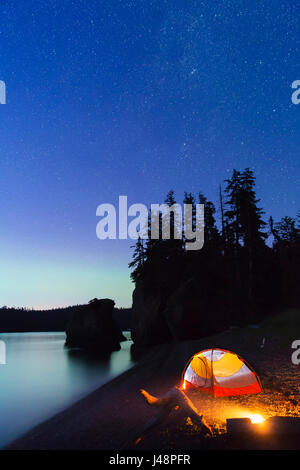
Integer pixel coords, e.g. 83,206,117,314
67,347,112,368
65,298,126,353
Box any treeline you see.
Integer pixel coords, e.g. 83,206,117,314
129,169,300,333
0,304,131,332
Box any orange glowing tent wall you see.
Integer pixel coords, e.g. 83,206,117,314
182,348,262,397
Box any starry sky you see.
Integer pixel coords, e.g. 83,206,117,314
0,0,299,309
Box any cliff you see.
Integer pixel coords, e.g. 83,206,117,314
131,278,229,349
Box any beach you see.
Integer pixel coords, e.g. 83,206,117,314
7,326,300,450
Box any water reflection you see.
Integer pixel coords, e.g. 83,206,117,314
0,331,134,448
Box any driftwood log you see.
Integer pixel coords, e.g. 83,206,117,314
131,386,212,447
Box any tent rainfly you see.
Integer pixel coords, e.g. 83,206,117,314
182,348,262,397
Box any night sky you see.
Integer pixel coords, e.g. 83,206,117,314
0,1,299,308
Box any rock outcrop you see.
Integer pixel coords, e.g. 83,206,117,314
65,298,126,352
131,278,228,349
131,281,172,348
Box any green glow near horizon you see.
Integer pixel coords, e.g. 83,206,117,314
0,254,133,310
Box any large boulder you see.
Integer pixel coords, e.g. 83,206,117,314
65,298,126,352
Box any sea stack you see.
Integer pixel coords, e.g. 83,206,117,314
65,298,126,352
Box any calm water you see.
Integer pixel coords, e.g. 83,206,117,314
0,331,134,448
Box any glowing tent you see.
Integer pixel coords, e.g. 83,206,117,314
182,348,262,397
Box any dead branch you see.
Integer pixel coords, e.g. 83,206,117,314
130,386,212,447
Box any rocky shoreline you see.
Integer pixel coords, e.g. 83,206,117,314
6,325,300,450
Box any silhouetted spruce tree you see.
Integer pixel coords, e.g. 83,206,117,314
240,168,267,303
183,192,196,248
136,210,162,287
239,168,267,247
165,190,176,206
224,169,267,314
162,190,176,242
128,237,146,282
297,211,300,231
219,184,227,253
198,192,220,248
223,169,243,306
162,189,184,255
272,216,298,245
131,190,184,294
270,214,300,306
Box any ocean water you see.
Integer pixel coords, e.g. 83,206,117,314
0,331,133,448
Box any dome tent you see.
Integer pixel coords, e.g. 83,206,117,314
182,348,262,397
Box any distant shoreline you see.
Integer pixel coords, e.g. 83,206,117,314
0,305,131,333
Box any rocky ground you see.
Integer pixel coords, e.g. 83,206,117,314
7,320,300,450
135,327,300,450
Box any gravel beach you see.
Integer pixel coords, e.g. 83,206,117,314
7,326,300,450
